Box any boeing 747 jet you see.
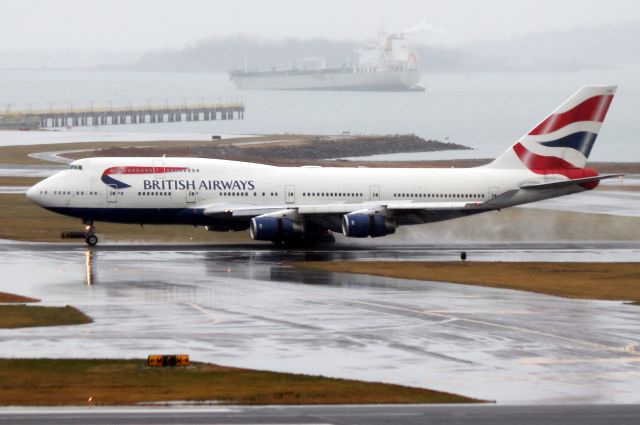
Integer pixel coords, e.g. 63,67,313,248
27,85,620,245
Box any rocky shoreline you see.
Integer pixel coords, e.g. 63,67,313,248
85,134,471,163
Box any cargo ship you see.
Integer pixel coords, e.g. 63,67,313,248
229,31,423,91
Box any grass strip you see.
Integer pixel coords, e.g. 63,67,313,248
0,292,39,303
0,358,483,405
0,194,251,243
0,305,92,328
0,177,43,187
296,261,640,304
3,192,640,243
0,136,273,165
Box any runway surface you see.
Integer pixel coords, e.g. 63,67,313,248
0,164,63,178
3,404,640,425
0,186,29,194
1,241,639,406
523,178,640,217
0,131,250,147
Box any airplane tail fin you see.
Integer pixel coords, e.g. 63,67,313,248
488,85,616,174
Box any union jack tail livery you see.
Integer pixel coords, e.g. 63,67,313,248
490,85,616,176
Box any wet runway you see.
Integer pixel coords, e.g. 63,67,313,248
0,164,63,178
1,242,639,405
0,186,29,194
3,404,640,425
524,182,640,217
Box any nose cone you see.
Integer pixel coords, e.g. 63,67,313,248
26,183,42,205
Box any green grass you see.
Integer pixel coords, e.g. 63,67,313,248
0,359,483,405
0,292,38,303
296,261,640,304
0,305,92,328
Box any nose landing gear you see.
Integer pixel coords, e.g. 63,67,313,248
61,221,99,245
84,222,98,246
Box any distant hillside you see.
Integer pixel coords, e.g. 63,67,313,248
463,22,640,71
123,23,640,73
129,36,358,72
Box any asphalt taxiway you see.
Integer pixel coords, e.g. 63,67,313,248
1,241,639,406
3,404,640,425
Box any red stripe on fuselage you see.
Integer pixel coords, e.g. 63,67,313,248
528,94,613,136
102,166,188,175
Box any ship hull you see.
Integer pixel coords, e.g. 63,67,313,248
231,69,421,91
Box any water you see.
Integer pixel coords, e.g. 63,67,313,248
1,68,639,161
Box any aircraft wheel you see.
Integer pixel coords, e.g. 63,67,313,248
85,234,98,246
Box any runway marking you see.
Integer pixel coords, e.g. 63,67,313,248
424,310,534,315
519,356,640,365
185,302,222,324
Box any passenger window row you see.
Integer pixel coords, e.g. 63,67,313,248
302,192,363,197
393,193,484,199
50,190,98,196
138,192,172,196
222,192,279,197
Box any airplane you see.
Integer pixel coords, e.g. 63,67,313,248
26,85,621,246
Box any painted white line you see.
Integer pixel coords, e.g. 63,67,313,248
185,302,223,324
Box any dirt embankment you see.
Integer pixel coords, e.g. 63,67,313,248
73,134,471,165
63,134,639,172
197,134,471,160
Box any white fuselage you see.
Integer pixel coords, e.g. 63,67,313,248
26,156,585,232
24,85,615,243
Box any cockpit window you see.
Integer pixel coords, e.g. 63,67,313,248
67,164,83,170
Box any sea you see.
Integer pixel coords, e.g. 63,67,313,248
1,68,639,162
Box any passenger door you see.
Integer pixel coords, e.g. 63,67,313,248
370,185,380,202
107,184,118,205
186,190,197,204
285,185,295,204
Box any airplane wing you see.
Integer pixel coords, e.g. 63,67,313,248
202,200,485,218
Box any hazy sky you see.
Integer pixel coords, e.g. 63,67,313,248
2,0,640,51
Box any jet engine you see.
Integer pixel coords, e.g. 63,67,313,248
341,211,396,238
250,215,305,241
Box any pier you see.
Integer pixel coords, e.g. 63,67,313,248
0,100,245,129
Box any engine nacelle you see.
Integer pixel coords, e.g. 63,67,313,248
341,212,396,238
250,216,305,241
205,222,250,232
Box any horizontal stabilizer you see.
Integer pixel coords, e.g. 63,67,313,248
520,174,624,190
